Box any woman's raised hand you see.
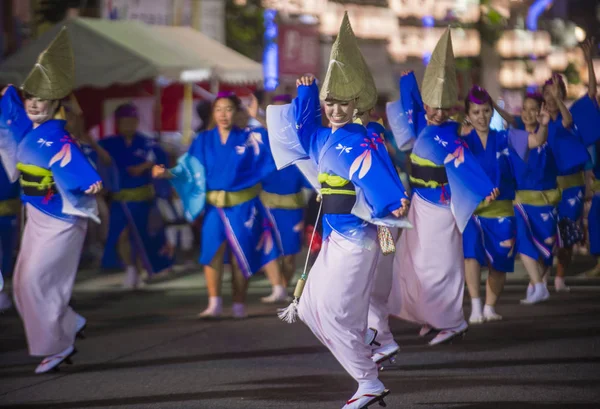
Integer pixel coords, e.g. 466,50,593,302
1,84,13,96
485,187,500,204
296,75,315,88
152,164,167,179
84,181,103,195
537,103,550,126
391,197,410,218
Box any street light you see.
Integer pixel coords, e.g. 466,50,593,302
574,26,586,43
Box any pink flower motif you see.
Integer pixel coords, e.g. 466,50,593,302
360,136,383,150
454,138,469,148
49,143,72,168
349,150,373,180
444,145,465,168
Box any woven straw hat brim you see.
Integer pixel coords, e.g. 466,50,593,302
21,26,75,100
421,28,457,109
320,12,377,111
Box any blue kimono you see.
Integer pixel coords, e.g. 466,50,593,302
512,117,559,266
570,94,600,147
266,82,411,249
589,142,600,256
386,72,427,152
98,133,173,274
367,121,408,173
548,114,589,235
173,126,279,277
461,129,528,272
409,122,496,233
0,157,20,277
261,164,310,256
0,86,101,224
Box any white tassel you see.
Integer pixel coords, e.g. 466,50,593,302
277,199,322,324
277,298,299,323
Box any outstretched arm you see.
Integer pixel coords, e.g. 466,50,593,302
527,104,550,148
581,37,597,100
294,75,322,156
491,99,518,128
548,77,573,129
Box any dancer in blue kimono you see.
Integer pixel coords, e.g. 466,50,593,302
385,30,498,347
587,141,600,277
495,93,577,304
267,14,409,409
258,94,311,304
562,38,600,283
0,157,20,311
260,164,310,302
542,74,590,291
495,91,566,304
460,85,549,321
89,103,173,289
0,27,101,373
153,92,282,319
386,70,428,153
266,14,411,408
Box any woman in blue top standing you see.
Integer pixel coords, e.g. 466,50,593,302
153,92,282,319
461,86,549,321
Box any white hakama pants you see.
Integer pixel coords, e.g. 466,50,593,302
367,228,399,347
388,195,466,330
13,205,87,356
298,230,380,383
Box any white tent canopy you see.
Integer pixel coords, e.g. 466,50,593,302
0,17,263,88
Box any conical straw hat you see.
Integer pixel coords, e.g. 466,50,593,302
319,12,377,113
21,26,75,100
421,28,457,109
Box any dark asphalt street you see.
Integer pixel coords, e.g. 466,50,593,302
1,269,599,409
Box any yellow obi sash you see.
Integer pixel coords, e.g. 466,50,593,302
318,173,356,214
515,189,561,207
592,179,600,194
474,200,514,218
0,198,20,217
259,191,305,210
16,163,54,190
408,153,448,188
113,185,155,202
207,183,261,208
317,173,356,196
557,171,585,190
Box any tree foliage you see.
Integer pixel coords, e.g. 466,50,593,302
225,0,264,61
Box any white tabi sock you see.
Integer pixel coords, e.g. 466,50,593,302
471,297,483,314
483,304,502,321
535,282,549,298
354,379,385,398
469,298,483,323
207,296,222,312
273,284,286,297
554,276,570,292
232,302,247,319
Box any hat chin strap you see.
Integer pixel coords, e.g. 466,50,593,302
28,113,52,123
329,119,350,128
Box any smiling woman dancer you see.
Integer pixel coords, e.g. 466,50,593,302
0,28,102,374
386,29,498,347
266,13,410,409
153,92,282,320
461,85,549,322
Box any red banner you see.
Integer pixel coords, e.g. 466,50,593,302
278,23,320,79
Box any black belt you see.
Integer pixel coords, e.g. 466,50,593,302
409,163,448,188
20,173,57,197
321,181,356,215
